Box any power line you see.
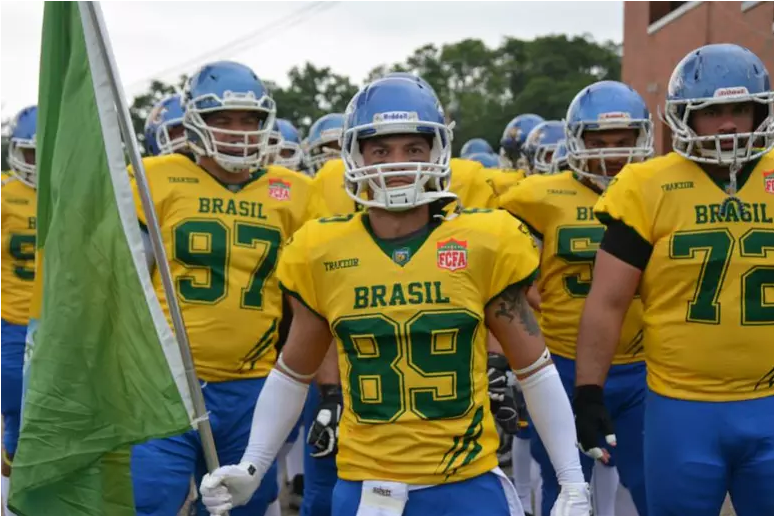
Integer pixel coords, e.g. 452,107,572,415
125,1,339,93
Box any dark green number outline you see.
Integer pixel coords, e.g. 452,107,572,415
739,229,774,325
333,309,480,424
172,219,281,309
9,234,35,281
555,225,606,298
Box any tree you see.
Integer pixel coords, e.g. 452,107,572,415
367,34,622,154
126,33,620,154
272,63,359,133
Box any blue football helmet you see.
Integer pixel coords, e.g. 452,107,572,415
460,138,494,158
144,94,186,157
384,72,438,99
550,140,569,174
664,43,774,166
467,152,500,169
265,118,303,171
7,105,37,187
499,114,544,169
182,61,276,173
565,80,653,190
306,113,345,174
342,77,454,211
524,120,565,174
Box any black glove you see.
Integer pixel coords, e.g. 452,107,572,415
573,384,616,461
307,384,343,458
487,353,520,434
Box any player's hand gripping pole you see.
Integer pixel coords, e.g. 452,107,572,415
81,2,224,511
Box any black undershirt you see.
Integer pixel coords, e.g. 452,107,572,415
599,218,653,271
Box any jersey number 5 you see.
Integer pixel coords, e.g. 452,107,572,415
556,225,605,297
172,219,281,309
670,228,774,325
9,234,35,281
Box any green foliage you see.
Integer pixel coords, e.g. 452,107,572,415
127,33,620,155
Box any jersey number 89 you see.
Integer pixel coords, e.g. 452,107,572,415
333,308,480,423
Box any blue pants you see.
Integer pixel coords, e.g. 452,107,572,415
131,378,278,516
333,472,512,515
530,354,647,515
645,391,774,515
1,319,26,455
301,382,338,516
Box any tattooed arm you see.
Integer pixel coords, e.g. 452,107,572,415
485,283,551,380
485,283,588,496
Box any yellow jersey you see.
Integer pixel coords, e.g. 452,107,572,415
487,168,527,198
595,152,774,401
132,155,314,382
277,208,539,484
499,172,644,364
310,158,498,217
1,175,36,325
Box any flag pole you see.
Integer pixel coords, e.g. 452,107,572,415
79,1,222,479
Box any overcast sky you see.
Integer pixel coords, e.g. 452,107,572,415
1,1,623,117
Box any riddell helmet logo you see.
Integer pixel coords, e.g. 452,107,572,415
374,111,419,123
268,179,291,201
714,87,749,98
598,112,631,122
437,239,468,271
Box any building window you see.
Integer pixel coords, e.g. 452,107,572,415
647,2,703,35
649,2,686,24
741,1,763,12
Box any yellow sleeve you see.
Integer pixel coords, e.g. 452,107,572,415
487,212,540,303
593,166,653,244
496,177,543,238
276,222,324,318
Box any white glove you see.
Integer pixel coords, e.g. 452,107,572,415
200,462,261,515
551,482,591,516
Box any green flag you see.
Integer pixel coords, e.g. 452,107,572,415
9,2,194,515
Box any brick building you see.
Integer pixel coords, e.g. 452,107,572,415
622,1,774,154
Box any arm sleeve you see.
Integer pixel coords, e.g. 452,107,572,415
276,223,324,318
599,219,653,270
487,213,541,305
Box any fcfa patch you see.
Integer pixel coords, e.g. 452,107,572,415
268,179,291,201
765,170,774,195
437,238,468,271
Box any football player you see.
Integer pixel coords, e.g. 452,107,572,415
523,121,565,175
265,118,304,172
460,137,494,158
129,61,315,516
574,43,774,515
467,152,500,169
498,80,653,516
305,113,345,175
549,140,569,174
1,105,38,516
304,94,501,516
499,114,544,170
143,94,187,157
489,115,544,197
199,75,589,516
